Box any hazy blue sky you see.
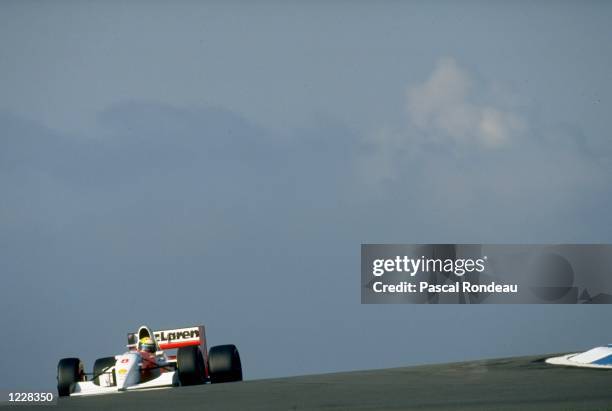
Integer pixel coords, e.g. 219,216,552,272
1,1,612,390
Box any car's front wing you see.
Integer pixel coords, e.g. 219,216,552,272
70,371,178,397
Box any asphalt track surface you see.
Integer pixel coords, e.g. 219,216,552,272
10,355,612,410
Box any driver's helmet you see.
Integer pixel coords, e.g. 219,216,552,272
138,337,156,353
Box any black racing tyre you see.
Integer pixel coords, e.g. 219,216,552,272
93,356,117,386
208,344,242,383
57,358,83,397
177,345,205,386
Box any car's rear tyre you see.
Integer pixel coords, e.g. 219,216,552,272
208,344,242,383
177,346,205,386
93,356,116,386
57,358,83,397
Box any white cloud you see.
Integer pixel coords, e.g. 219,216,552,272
406,58,524,147
360,58,529,184
355,57,612,236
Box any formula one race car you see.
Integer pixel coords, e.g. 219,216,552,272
57,325,242,397
546,344,612,369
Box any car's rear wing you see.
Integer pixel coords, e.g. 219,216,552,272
127,325,207,352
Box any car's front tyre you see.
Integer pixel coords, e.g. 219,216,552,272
57,358,84,397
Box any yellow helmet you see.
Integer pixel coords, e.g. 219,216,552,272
138,337,156,353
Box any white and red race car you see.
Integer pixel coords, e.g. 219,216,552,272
57,325,242,397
